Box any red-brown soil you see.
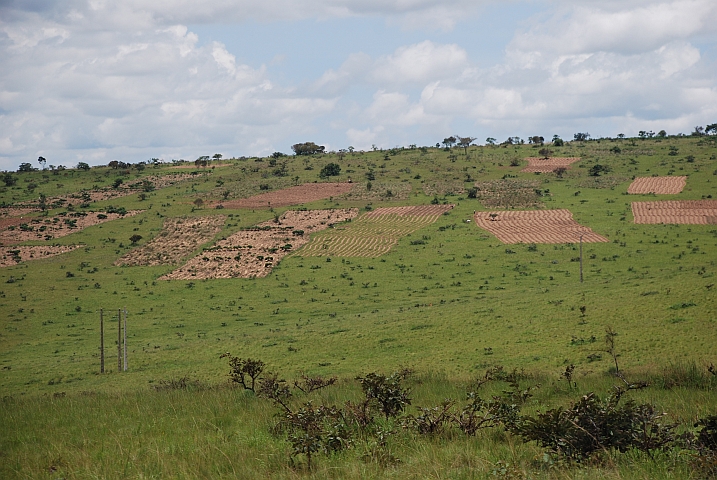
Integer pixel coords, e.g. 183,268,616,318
473,209,608,244
627,176,687,194
1,245,82,267
0,211,141,245
115,215,226,266
219,183,355,209
522,157,581,173
631,200,717,224
160,209,358,279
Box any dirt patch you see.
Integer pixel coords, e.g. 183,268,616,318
219,183,355,209
0,211,141,245
422,181,465,197
297,204,454,258
115,215,226,267
522,157,581,173
627,176,687,194
631,200,717,224
0,207,40,217
160,209,358,279
1,245,82,268
473,179,545,209
473,209,608,244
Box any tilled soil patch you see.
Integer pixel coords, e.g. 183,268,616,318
115,215,226,266
160,209,358,279
220,183,355,209
0,211,141,245
627,176,687,195
297,205,454,258
631,200,717,224
1,245,82,267
473,209,608,244
522,157,581,173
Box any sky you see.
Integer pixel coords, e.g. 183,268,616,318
1,0,716,170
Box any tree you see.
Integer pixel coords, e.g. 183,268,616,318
77,162,90,171
529,136,544,145
692,126,705,136
538,148,553,159
113,178,123,188
442,136,457,149
589,164,610,177
456,136,476,155
195,156,209,167
292,142,325,156
485,137,496,146
129,234,142,245
212,153,222,160
617,133,625,139
319,162,341,178
37,156,47,170
705,123,717,135
657,130,667,138
3,173,17,186
574,132,590,141
18,162,37,172
108,160,120,169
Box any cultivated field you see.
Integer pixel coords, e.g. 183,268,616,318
627,175,687,194
219,182,354,209
473,209,609,244
115,215,226,267
632,200,717,224
297,205,453,257
473,179,544,208
521,156,581,172
0,210,141,245
160,208,358,279
0,245,81,267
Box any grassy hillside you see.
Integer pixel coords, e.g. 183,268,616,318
1,136,716,478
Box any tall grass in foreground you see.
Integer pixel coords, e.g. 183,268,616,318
2,365,714,479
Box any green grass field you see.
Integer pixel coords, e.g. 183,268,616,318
1,137,716,478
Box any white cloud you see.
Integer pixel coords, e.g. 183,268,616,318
0,0,715,169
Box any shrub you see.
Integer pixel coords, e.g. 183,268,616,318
356,371,412,420
319,162,341,178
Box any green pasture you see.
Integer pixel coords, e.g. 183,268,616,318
1,136,716,478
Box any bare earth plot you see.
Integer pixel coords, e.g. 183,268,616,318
0,245,82,268
0,211,141,245
160,209,358,279
631,200,717,224
521,157,581,173
296,205,454,258
473,209,609,244
220,183,355,209
115,215,226,266
627,176,687,194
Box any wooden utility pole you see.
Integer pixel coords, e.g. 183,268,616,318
100,308,104,373
123,308,128,371
118,308,122,372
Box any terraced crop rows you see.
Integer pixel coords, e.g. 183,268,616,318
160,209,358,279
627,176,687,194
115,215,226,267
473,209,609,244
522,157,581,173
631,200,717,224
296,205,453,257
